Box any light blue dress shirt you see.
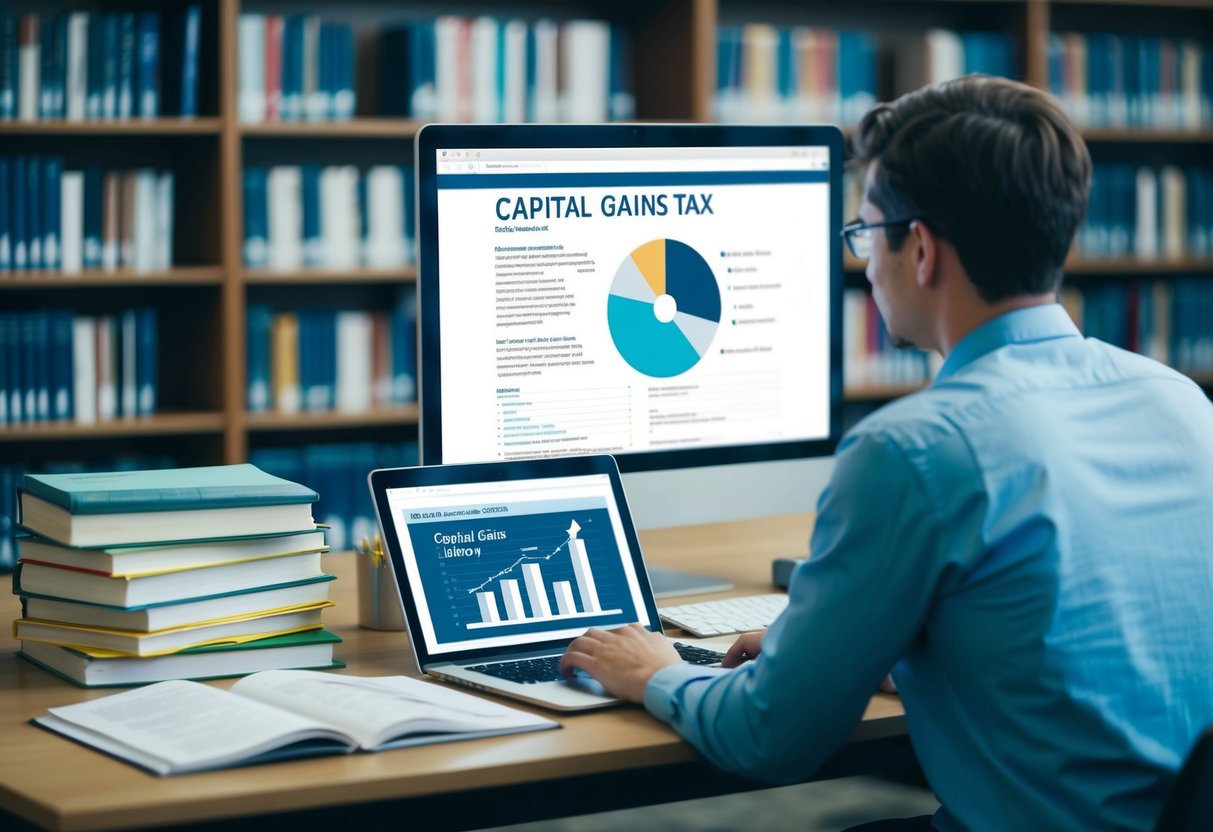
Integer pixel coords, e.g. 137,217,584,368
645,304,1213,831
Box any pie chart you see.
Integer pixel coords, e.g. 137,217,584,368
607,239,721,377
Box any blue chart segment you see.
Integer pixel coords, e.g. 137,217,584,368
407,508,638,645
608,238,721,378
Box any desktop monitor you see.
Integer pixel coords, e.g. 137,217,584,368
415,124,844,593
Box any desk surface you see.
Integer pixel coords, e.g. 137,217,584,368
0,513,906,832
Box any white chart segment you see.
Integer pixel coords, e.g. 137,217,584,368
522,563,553,618
570,538,602,613
554,581,577,616
674,311,720,357
502,580,525,621
477,592,501,623
610,254,659,304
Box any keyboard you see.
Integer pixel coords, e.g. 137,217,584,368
658,593,788,638
468,642,726,685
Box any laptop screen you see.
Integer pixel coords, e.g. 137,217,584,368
381,469,656,657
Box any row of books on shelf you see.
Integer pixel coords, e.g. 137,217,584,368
1049,33,1213,130
1,156,174,274
0,7,202,122
244,165,413,271
1076,165,1213,260
843,289,940,391
251,441,417,555
716,26,878,125
844,279,1213,395
715,25,1017,125
237,14,353,124
0,308,157,428
238,14,634,124
10,463,340,687
1061,280,1213,374
247,295,416,417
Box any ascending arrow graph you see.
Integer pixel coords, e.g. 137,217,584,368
466,519,616,630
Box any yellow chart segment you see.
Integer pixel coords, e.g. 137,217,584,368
631,238,666,296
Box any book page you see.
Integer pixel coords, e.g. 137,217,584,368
43,679,352,772
231,670,556,749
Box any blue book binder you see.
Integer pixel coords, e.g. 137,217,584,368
49,310,73,420
281,15,302,120
39,13,55,119
82,166,103,268
86,11,103,119
101,15,119,119
180,5,200,117
136,307,157,416
242,168,269,268
391,288,417,404
246,304,272,412
26,156,42,270
300,165,322,266
43,155,62,271
137,12,159,118
0,159,9,271
2,314,20,423
117,13,136,119
11,157,27,270
0,315,10,426
409,20,436,119
0,12,17,120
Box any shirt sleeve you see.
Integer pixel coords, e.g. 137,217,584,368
641,428,954,783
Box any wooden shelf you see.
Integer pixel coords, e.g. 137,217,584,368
244,405,420,432
0,119,222,136
0,412,225,442
244,267,417,284
1064,256,1213,275
241,119,425,138
0,267,224,288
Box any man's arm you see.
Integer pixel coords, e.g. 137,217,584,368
581,429,958,783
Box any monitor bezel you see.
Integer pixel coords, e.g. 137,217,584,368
416,123,845,473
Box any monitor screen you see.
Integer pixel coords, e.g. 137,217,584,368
416,124,843,476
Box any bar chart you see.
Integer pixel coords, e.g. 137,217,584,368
467,520,622,629
408,505,639,645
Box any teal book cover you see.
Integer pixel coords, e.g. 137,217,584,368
19,464,318,514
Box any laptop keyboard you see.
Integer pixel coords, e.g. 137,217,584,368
468,642,726,685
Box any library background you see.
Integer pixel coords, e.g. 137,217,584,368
1,0,1212,570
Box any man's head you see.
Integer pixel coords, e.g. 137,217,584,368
850,75,1091,305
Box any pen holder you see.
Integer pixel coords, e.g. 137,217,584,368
355,536,406,631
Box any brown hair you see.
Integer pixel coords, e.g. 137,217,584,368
851,75,1091,302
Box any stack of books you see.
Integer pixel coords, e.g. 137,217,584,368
10,463,341,687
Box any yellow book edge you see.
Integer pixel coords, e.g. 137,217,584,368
17,623,328,659
20,545,332,579
14,600,336,639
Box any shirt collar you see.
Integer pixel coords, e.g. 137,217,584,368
936,303,1081,381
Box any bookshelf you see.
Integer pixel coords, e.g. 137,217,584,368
1,0,1210,472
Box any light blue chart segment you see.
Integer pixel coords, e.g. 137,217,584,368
607,295,704,377
607,239,721,378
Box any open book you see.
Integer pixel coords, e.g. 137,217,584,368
34,670,559,775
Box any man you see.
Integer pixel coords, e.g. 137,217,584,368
560,75,1213,830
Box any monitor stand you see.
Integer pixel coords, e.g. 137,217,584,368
647,566,733,599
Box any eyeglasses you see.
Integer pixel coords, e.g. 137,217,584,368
840,218,919,260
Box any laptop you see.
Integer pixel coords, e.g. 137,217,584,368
368,454,718,711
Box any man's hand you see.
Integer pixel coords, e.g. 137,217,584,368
559,624,682,702
721,631,764,668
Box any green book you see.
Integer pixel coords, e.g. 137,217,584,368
18,629,345,688
16,465,319,548
19,464,317,514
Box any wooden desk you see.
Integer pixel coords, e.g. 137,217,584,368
0,513,907,832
